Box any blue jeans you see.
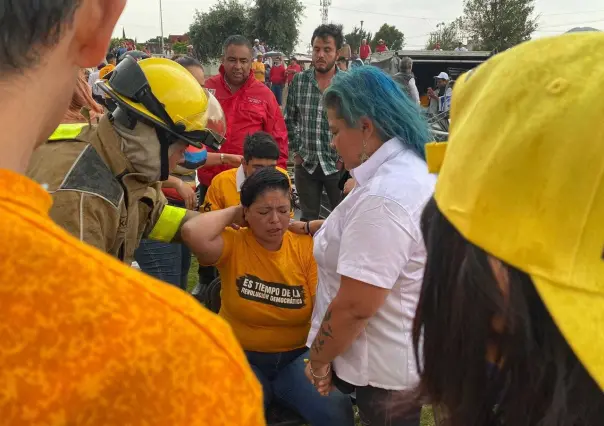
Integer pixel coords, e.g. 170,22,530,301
134,239,191,290
271,83,284,106
245,348,354,426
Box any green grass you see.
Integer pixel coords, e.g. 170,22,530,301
187,255,437,426
186,255,199,293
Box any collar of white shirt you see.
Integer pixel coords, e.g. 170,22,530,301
351,137,405,186
236,165,246,192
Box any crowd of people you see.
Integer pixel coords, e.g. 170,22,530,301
0,1,602,426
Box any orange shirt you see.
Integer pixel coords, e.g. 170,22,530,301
0,169,264,426
205,228,317,353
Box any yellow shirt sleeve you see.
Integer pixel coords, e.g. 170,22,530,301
202,181,224,212
200,227,237,267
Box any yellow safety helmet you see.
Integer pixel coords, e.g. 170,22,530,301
97,56,226,150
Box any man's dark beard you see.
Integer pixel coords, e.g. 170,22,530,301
315,60,336,74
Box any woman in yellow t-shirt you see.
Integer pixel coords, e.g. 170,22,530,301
183,168,354,426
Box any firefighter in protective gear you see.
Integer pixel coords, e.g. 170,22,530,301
27,57,227,264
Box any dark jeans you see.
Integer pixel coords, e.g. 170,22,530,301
356,386,421,426
294,164,342,221
271,83,284,106
246,348,354,426
134,239,191,290
134,199,191,290
197,184,218,286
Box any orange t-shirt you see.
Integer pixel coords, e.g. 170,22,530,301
207,228,317,353
0,169,264,425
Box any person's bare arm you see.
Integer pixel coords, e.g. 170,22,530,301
309,276,390,366
206,153,243,168
288,220,324,236
181,206,244,265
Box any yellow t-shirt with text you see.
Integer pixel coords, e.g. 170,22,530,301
206,227,317,353
202,166,292,217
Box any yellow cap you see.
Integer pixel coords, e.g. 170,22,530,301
435,33,604,390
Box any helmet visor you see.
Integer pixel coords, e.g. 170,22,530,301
178,89,226,151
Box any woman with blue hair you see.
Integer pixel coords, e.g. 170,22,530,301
290,66,435,425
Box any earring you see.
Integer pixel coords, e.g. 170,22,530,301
359,139,369,163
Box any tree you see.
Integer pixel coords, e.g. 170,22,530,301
426,18,467,50
463,0,538,53
248,0,305,54
189,0,250,61
146,36,169,44
344,27,373,55
109,38,122,51
372,24,405,51
173,42,188,54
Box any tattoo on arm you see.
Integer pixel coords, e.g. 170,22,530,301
311,309,334,355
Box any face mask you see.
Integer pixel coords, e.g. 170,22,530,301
113,119,161,182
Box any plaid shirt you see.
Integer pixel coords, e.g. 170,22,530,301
285,68,339,175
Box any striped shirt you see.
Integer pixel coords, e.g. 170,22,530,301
285,68,340,175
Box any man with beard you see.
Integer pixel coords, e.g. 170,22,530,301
285,24,344,221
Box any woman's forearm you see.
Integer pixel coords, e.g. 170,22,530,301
161,175,183,189
309,302,368,368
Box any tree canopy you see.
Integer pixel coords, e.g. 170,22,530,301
189,0,250,61
464,0,538,53
344,27,373,55
372,24,405,51
249,0,304,54
188,0,305,61
425,18,467,50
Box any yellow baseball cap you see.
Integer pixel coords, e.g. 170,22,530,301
434,33,604,390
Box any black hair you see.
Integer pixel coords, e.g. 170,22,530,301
407,198,604,426
240,167,292,209
0,0,80,73
171,54,204,71
222,35,252,57
243,132,280,163
106,52,116,62
311,24,344,51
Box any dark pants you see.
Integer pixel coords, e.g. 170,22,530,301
197,184,218,286
246,348,354,426
271,83,284,106
134,239,191,290
355,386,421,426
134,199,191,290
294,164,342,221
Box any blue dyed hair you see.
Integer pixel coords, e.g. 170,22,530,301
323,66,431,160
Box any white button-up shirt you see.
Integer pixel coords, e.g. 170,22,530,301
307,138,436,390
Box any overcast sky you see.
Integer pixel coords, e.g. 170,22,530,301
112,0,604,51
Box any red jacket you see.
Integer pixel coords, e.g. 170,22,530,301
198,66,289,187
376,44,388,53
270,64,286,85
360,45,371,60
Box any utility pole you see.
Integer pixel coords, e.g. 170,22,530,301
159,0,165,55
320,0,331,25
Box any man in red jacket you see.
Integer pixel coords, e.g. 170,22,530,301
269,56,286,106
359,38,371,61
199,35,288,190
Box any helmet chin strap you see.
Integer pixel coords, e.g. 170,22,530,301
155,128,171,181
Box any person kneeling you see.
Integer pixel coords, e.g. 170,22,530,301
183,168,354,426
